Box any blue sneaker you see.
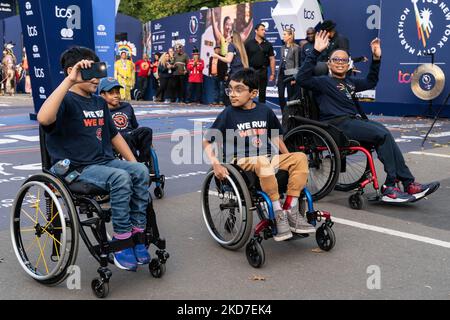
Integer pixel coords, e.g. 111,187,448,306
112,238,138,272
381,185,415,203
134,244,151,265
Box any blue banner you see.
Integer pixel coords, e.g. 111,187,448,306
92,0,116,77
377,0,450,105
0,0,16,19
18,0,53,115
19,0,97,115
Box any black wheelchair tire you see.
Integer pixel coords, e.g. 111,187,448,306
284,125,341,201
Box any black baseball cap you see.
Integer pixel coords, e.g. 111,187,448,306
320,20,336,31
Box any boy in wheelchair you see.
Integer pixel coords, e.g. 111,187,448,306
99,77,153,163
37,47,152,272
203,69,313,242
297,31,440,203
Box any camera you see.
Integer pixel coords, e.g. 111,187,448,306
80,62,108,80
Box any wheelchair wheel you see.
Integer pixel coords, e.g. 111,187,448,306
284,125,341,201
246,239,265,268
11,173,79,286
91,278,109,298
316,225,336,251
202,164,253,251
336,152,371,192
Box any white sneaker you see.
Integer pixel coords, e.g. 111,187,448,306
273,210,293,242
287,203,316,234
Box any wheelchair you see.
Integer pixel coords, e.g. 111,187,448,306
201,164,336,268
10,128,169,298
283,90,381,210
147,146,166,199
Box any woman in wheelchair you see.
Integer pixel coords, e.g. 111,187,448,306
296,31,439,203
36,48,153,272
203,69,313,242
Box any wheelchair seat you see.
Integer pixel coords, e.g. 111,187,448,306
243,170,289,196
68,181,109,196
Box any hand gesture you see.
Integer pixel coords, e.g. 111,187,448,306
314,30,330,53
68,60,94,84
371,38,382,60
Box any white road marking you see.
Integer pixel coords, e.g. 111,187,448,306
421,131,450,138
0,139,18,145
409,151,450,158
5,135,40,142
333,217,450,249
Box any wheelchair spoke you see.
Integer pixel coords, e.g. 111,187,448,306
21,209,37,225
35,235,50,275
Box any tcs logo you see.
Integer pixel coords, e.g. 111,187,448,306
55,6,73,18
304,9,315,20
398,70,412,84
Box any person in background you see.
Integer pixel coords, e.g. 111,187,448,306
300,27,316,65
317,20,349,63
186,49,205,105
150,52,161,101
212,31,249,106
172,44,190,103
209,45,228,106
114,51,135,101
277,28,300,113
134,53,151,100
245,23,276,104
155,51,175,103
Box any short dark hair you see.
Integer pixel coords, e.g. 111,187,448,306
255,23,265,31
230,68,259,91
60,47,99,76
328,49,349,60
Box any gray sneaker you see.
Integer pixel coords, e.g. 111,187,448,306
287,204,316,234
274,210,293,242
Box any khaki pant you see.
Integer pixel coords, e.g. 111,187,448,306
237,153,309,202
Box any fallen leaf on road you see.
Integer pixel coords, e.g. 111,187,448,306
425,285,432,290
312,248,324,253
249,275,266,281
0,258,4,263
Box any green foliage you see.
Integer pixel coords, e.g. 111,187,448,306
118,0,264,22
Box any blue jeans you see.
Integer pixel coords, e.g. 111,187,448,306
77,159,149,234
334,118,415,187
211,76,224,104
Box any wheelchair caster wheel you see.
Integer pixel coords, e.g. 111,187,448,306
149,258,166,278
349,193,366,210
154,187,164,199
316,225,336,252
91,278,109,299
246,240,265,268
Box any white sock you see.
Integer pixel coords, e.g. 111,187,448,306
290,197,299,208
272,200,282,212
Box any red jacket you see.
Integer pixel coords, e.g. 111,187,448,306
187,58,204,83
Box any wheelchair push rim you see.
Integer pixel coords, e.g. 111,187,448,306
284,125,341,201
201,167,253,249
11,176,78,284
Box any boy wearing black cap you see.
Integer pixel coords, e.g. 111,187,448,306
99,77,153,163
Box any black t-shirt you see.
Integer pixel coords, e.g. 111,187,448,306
245,38,275,69
109,102,139,135
43,91,118,167
205,102,283,163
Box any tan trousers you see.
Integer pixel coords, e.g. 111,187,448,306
237,153,309,201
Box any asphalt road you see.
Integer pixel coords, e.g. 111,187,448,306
0,97,449,300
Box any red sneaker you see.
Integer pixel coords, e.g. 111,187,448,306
406,182,440,201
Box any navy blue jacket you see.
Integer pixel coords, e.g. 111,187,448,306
296,49,380,121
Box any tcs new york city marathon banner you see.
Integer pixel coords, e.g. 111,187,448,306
18,0,116,115
377,0,450,104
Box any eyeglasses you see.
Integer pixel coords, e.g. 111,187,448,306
225,86,251,96
330,57,350,64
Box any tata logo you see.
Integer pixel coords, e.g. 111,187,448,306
189,16,199,35
25,2,33,16
27,25,38,37
39,87,46,99
398,70,412,84
32,45,41,58
39,87,45,94
262,22,270,30
154,23,162,31
397,0,450,56
34,67,45,78
304,9,315,20
97,25,107,36
172,31,179,37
